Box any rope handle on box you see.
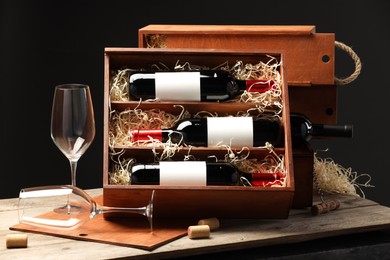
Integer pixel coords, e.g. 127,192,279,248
334,41,362,85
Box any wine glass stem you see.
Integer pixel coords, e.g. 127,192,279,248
98,206,153,232
69,159,78,187
99,206,146,215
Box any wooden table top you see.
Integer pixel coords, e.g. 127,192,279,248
1,188,390,259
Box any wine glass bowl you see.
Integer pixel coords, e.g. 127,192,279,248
18,185,155,232
50,84,95,187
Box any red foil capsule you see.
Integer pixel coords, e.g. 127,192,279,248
130,129,163,142
245,79,276,93
250,172,285,187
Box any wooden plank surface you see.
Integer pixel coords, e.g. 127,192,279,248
1,189,390,259
10,193,192,250
138,24,316,35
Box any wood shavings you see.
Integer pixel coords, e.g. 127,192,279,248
236,144,286,187
150,138,183,161
208,142,286,187
244,105,283,118
227,58,283,112
231,57,282,81
314,151,374,198
110,69,133,101
145,34,167,48
108,149,134,185
173,60,210,71
109,106,190,147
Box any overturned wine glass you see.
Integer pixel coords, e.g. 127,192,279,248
18,185,154,232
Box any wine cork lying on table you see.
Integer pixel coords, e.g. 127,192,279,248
188,217,220,239
311,199,341,216
197,217,220,230
6,234,28,248
188,225,210,239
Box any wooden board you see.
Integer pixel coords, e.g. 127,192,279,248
10,195,193,250
149,194,390,257
3,189,390,259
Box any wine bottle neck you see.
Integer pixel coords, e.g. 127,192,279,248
131,129,187,144
236,79,275,93
311,124,353,138
241,172,285,187
130,129,164,142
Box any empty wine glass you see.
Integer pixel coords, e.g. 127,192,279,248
18,185,154,232
51,84,95,188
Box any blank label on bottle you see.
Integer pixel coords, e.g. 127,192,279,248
155,72,201,101
159,161,207,185
207,117,253,147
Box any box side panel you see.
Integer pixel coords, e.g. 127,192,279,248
291,143,314,208
103,52,111,186
289,85,337,124
104,188,293,219
279,56,294,191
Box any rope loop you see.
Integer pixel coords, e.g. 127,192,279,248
334,41,362,86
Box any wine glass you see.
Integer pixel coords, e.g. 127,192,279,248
18,185,155,232
50,84,95,188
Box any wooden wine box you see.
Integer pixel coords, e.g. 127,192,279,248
103,47,294,219
138,24,337,125
138,24,331,208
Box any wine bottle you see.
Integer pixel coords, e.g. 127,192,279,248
130,161,284,186
130,116,283,147
128,70,274,102
290,113,353,142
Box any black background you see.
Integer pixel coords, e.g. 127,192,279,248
1,0,389,207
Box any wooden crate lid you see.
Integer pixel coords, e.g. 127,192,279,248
139,24,317,35
138,24,335,86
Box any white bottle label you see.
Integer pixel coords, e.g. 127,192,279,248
159,161,207,186
207,117,253,147
155,72,201,101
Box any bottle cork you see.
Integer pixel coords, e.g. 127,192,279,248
197,217,220,230
188,225,210,239
311,199,341,216
6,234,28,248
